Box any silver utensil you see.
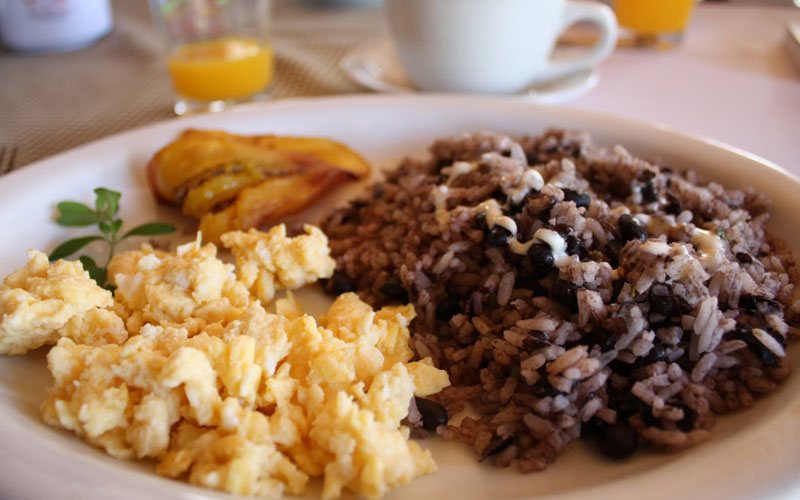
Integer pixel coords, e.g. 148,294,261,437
0,145,18,176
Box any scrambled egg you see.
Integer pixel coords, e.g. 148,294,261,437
221,224,336,304
0,250,126,355
107,234,250,337
0,225,450,499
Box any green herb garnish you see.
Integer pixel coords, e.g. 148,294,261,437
715,227,728,241
49,188,175,288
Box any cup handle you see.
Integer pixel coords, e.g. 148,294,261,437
539,1,618,82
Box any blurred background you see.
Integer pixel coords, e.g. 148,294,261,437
0,0,798,170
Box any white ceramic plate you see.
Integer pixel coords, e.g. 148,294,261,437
0,95,798,500
340,41,599,104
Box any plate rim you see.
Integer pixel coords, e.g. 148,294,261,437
6,94,792,182
1,94,798,500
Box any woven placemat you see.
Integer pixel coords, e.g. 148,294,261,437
0,0,385,167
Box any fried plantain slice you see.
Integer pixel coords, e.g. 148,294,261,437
147,129,371,204
181,164,265,218
198,164,357,244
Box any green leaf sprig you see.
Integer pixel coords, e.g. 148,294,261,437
49,188,175,288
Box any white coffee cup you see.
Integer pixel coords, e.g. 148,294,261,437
385,0,618,94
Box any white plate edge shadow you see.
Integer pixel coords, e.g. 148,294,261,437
0,95,798,500
339,40,600,105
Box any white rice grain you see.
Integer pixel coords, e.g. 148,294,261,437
517,311,560,332
497,271,515,306
579,398,603,422
579,370,609,395
547,345,588,374
523,413,556,436
694,297,722,353
691,352,717,382
752,328,786,358
432,250,455,274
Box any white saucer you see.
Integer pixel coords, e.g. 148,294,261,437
340,40,599,103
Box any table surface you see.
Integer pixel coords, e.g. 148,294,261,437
0,1,798,172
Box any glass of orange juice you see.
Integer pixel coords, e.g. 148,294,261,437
149,0,274,115
613,0,697,49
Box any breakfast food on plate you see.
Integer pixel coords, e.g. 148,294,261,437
146,129,371,243
0,224,450,499
0,250,126,355
2,128,798,497
322,130,798,470
220,225,336,303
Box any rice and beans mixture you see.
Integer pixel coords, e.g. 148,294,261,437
322,130,799,470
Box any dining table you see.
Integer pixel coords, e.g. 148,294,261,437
0,0,798,173
2,3,800,500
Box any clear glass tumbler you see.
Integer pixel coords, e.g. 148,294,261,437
149,0,274,115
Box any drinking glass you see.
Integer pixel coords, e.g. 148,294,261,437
149,0,274,115
613,0,696,49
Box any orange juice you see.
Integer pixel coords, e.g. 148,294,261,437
614,0,695,34
167,36,273,101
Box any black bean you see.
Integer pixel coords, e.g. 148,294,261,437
640,408,660,427
736,252,754,264
608,388,645,421
434,158,452,171
480,435,518,461
435,297,462,321
757,346,780,368
583,328,615,350
610,279,625,303
474,211,487,228
528,242,554,268
640,180,657,203
732,323,780,368
580,416,603,439
414,397,448,431
554,223,573,237
329,272,357,295
642,340,668,365
739,294,781,314
649,287,680,318
639,170,656,181
618,214,647,242
676,351,693,372
552,279,579,312
380,280,409,303
601,242,622,268
490,187,508,204
487,225,513,246
563,189,590,208
522,330,549,350
596,423,639,460
650,282,670,297
609,358,636,377
664,194,682,215
677,405,698,433
517,274,548,295
566,235,581,256
678,296,693,314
